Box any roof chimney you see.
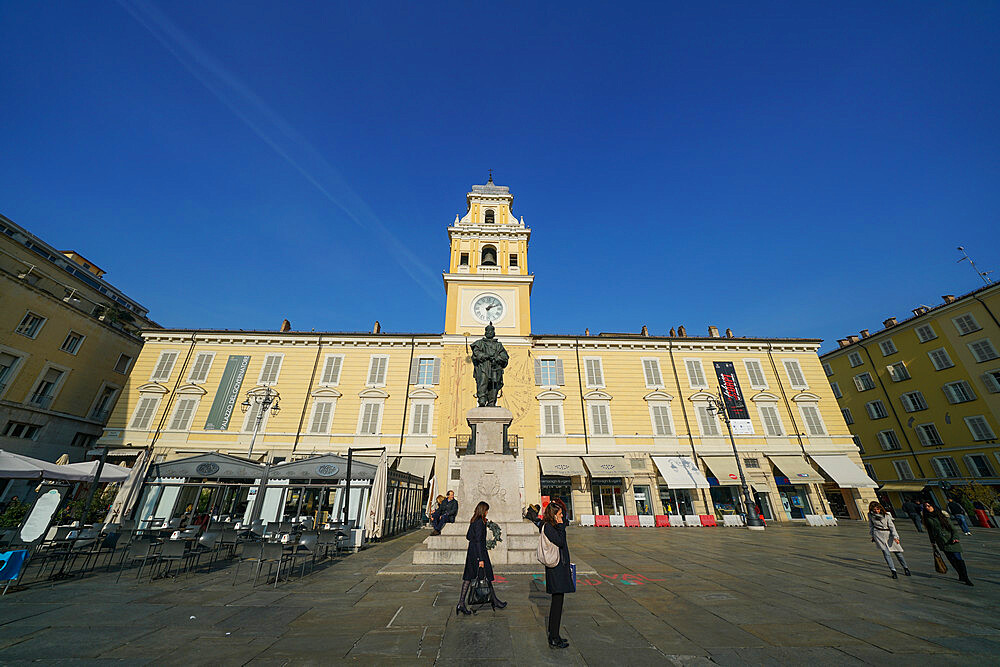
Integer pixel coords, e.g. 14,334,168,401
708,326,720,338
640,325,649,336
280,319,291,332
883,317,897,328
838,339,850,348
847,335,860,343
725,328,734,338
860,329,870,338
677,325,687,337
669,327,676,337
942,294,956,304
372,320,381,334
912,306,929,317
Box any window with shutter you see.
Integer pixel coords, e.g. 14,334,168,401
892,460,914,479
745,359,768,388
848,352,863,367
915,324,937,342
965,454,994,477
15,312,45,338
932,457,960,477
822,362,833,377
830,382,842,398
841,408,854,425
542,404,562,435
879,339,898,356
983,370,1000,393
900,391,928,412
30,368,64,405
150,351,179,382
928,348,954,370
887,362,910,382
854,373,876,391
915,423,943,446
642,359,662,387
114,354,133,374
309,401,335,434
783,360,808,389
321,355,343,385
169,398,198,430
258,354,283,385
359,402,381,434
584,358,604,387
864,463,876,479
650,404,672,435
968,339,998,363
130,397,159,429
685,359,707,389
367,356,388,386
0,352,21,387
589,404,611,435
952,313,981,335
410,403,431,434
537,359,562,386
758,405,783,436
416,358,436,385
800,405,826,435
879,430,901,451
60,331,84,354
943,381,976,404
965,416,996,441
865,400,888,419
854,435,864,453
187,353,215,383
696,405,720,436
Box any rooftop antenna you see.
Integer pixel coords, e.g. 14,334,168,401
956,246,993,285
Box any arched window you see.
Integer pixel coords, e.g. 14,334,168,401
484,209,495,224
481,245,497,266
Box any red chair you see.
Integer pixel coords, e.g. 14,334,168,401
624,515,640,527
699,515,717,527
594,515,611,527
655,515,670,527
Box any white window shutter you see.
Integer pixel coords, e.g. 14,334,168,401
322,356,342,384
555,359,565,386
409,358,420,384
534,359,542,385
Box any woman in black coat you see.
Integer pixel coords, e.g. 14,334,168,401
456,501,506,615
541,502,573,649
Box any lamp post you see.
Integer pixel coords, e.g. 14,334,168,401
240,387,280,460
706,388,766,530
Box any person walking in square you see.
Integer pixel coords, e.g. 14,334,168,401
947,497,973,536
923,502,973,586
900,498,924,533
868,501,910,579
541,502,573,648
455,501,505,615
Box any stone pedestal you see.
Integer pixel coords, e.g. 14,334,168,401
413,406,534,567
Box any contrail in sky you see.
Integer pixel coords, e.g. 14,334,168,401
118,0,442,302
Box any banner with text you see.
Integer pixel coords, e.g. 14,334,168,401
713,361,755,435
204,355,250,430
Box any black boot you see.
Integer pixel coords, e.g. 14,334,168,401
955,560,973,586
891,570,898,579
548,636,569,649
904,568,911,576
456,580,473,615
489,583,507,609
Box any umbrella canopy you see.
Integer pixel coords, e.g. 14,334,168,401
425,475,437,519
105,448,151,523
363,450,389,540
61,460,131,483
54,454,70,466
0,450,44,480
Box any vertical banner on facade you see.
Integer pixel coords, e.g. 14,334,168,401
713,361,755,435
204,355,250,430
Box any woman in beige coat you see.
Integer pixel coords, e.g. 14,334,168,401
869,501,910,579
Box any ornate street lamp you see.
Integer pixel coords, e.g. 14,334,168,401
705,389,766,530
240,387,280,460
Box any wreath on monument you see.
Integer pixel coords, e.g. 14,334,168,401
486,520,503,550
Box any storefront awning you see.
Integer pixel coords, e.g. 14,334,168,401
767,455,826,485
879,480,929,492
583,456,634,478
810,455,878,489
538,457,587,477
651,456,710,489
701,456,747,486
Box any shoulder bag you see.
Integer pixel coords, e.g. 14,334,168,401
468,565,492,607
537,526,560,567
932,544,948,574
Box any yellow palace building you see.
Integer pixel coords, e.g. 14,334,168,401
99,178,876,522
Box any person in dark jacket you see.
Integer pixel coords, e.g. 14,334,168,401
541,502,573,649
900,499,924,533
431,490,458,535
923,502,973,586
947,498,973,535
456,501,505,615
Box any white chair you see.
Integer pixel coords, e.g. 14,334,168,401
668,515,684,527
579,514,595,527
684,514,701,527
638,515,655,527
609,515,626,527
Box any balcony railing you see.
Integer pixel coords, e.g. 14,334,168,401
28,394,54,409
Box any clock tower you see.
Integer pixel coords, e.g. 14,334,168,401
443,176,533,336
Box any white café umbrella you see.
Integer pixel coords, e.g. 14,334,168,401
105,448,151,523
0,450,44,479
60,460,130,483
424,475,437,520
363,450,389,540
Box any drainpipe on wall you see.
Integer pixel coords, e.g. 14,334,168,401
668,341,709,513
292,334,324,455
399,336,416,454
574,338,589,456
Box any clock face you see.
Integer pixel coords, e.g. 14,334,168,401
472,294,505,324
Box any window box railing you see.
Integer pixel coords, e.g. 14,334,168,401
28,394,53,409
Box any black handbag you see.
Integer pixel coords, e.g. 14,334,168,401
468,566,492,607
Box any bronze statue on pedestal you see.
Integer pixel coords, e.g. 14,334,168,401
471,323,508,407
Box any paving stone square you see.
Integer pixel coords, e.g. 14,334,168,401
1,521,998,664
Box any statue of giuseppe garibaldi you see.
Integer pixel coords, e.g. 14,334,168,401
471,323,509,407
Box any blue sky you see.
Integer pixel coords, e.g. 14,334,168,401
1,1,997,351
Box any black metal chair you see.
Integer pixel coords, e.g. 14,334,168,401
151,540,189,580
289,531,319,578
255,542,286,588
231,542,262,586
218,528,239,559
191,530,221,572
116,538,156,582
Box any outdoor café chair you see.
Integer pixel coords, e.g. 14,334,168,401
218,528,239,558
231,541,262,586
191,530,221,572
116,538,156,583
151,539,190,580
289,531,319,578
316,530,342,559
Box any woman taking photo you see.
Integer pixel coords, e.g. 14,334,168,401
867,501,910,578
923,502,973,586
456,501,506,615
541,502,573,649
